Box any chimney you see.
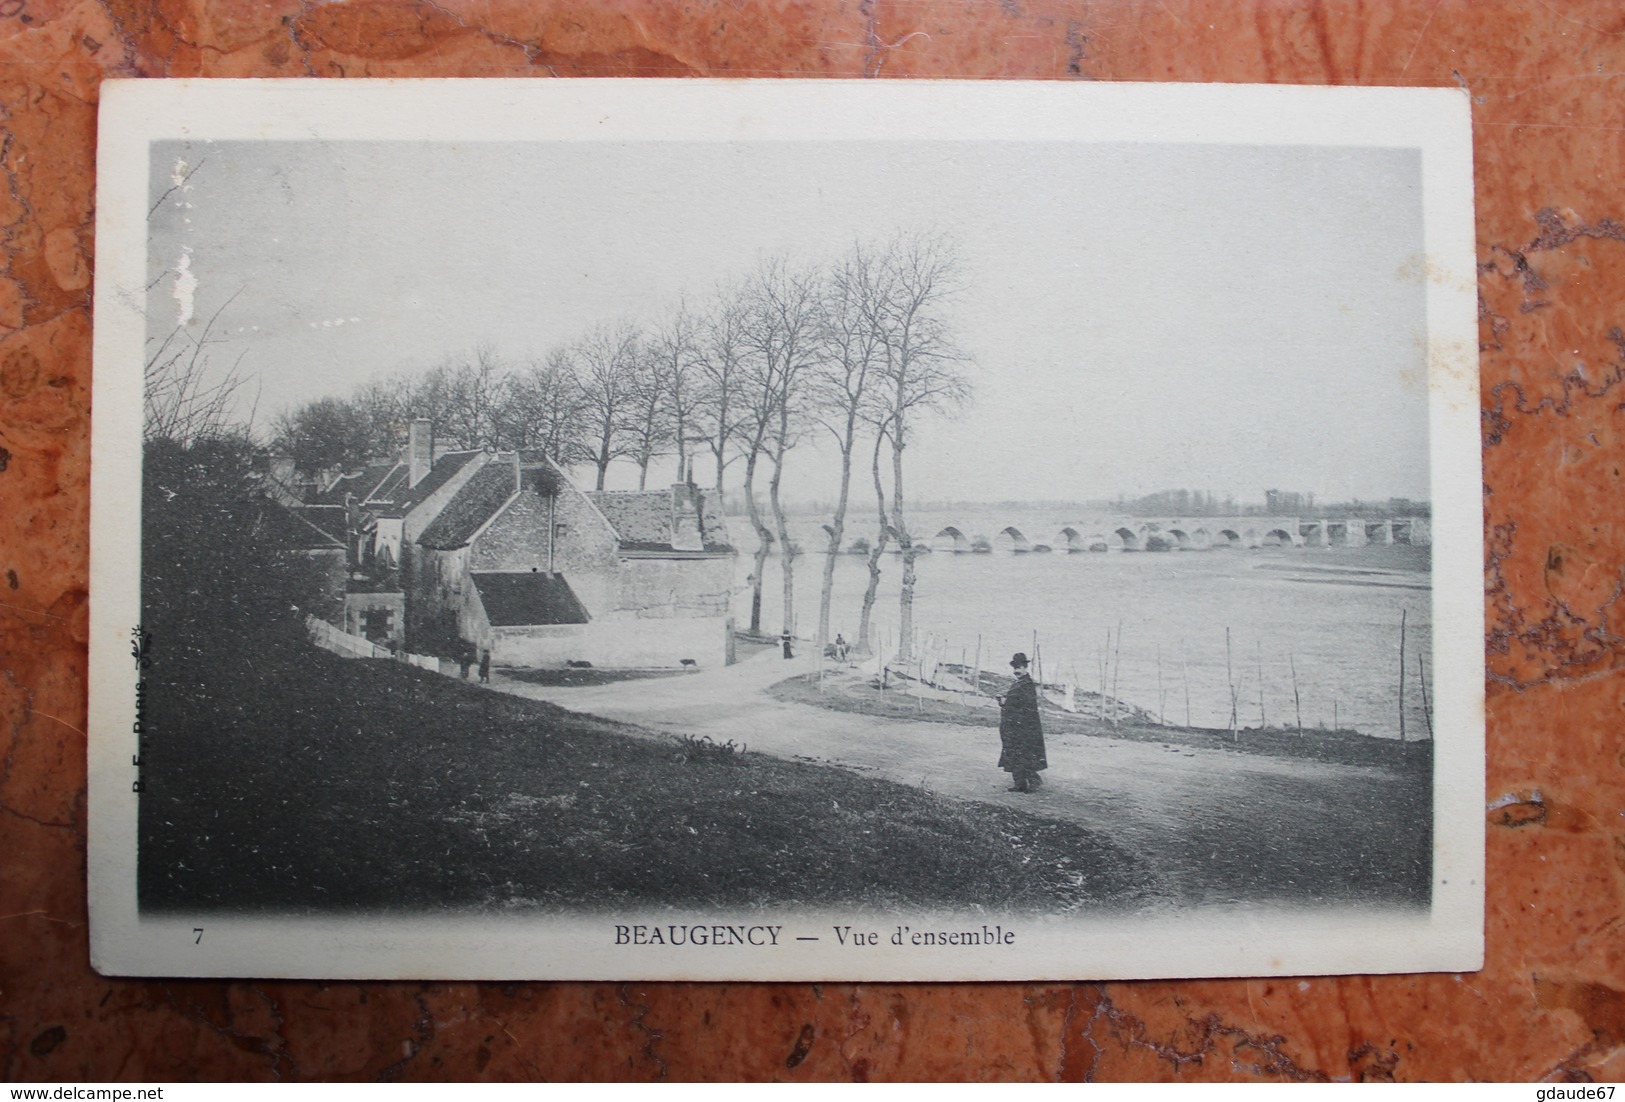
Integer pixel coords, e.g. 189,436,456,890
670,483,704,552
408,418,432,489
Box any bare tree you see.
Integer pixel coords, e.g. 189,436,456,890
734,314,780,637
624,333,675,491
434,344,509,450
866,232,973,663
502,348,590,465
856,420,893,654
403,365,460,447
651,303,704,484
573,321,642,491
142,161,255,447
350,375,414,456
810,241,890,650
144,294,257,446
690,293,751,494
740,255,822,642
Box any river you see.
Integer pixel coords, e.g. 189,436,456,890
728,506,1434,741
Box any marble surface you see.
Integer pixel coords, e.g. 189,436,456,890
2,0,1622,1082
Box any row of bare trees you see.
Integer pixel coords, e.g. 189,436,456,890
155,231,973,661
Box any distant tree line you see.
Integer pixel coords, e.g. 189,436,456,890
1117,489,1240,517
1115,489,1430,519
230,230,975,661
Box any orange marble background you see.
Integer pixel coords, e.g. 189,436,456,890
1,0,1621,1082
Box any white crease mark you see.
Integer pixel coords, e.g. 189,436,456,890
173,247,197,328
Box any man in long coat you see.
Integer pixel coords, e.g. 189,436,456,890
997,652,1047,793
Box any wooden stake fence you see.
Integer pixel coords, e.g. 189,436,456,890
1225,627,1238,738
1291,653,1303,736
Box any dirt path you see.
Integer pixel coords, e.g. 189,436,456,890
489,651,1422,907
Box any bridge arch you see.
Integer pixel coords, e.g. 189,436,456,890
1113,526,1141,552
931,526,969,553
1057,526,1085,552
1325,521,1356,546
1262,528,1295,547
1213,528,1241,549
997,526,1032,553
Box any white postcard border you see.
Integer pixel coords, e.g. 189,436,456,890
89,78,1482,981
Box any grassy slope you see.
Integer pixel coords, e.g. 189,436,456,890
139,637,1159,914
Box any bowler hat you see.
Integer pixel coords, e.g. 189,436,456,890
1010,652,1029,668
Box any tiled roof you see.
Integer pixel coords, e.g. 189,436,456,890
586,486,733,554
250,501,347,551
300,504,348,530
417,463,517,550
472,571,590,627
372,450,484,518
307,476,355,506
309,462,400,506
364,464,409,503
587,491,672,550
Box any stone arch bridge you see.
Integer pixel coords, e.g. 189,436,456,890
925,517,1431,554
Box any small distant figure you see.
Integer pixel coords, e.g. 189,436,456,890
996,652,1047,793
478,649,490,684
834,633,849,662
458,645,472,680
680,658,698,671
781,630,794,659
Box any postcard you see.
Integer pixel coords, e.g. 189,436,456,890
89,78,1482,979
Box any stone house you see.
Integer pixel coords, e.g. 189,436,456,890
273,418,736,668
409,444,736,669
293,421,490,652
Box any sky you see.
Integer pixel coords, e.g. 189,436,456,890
146,137,1429,505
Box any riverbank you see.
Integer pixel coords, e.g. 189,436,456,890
769,665,1434,773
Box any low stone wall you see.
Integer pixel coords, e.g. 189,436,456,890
307,615,439,671
309,616,389,658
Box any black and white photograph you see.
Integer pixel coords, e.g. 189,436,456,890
89,80,1482,980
